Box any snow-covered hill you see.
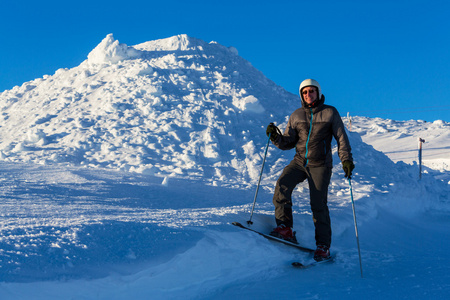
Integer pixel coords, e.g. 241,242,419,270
0,34,449,299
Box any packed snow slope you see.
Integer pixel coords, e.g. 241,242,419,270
0,34,449,299
348,116,450,172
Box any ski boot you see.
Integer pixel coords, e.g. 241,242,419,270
269,224,298,243
314,244,331,261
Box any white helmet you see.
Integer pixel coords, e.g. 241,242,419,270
299,79,322,100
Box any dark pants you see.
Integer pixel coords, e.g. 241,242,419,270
273,159,332,247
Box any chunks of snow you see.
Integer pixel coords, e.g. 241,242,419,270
27,128,48,146
87,33,141,65
232,95,265,113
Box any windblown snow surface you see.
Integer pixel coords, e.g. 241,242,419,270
0,34,449,299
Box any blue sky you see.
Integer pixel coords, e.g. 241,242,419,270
1,0,449,121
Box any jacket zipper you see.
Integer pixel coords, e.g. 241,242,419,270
305,108,313,166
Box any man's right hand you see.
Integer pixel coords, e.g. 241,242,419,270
266,123,280,141
342,160,355,178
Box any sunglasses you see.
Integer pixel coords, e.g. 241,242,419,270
302,89,317,95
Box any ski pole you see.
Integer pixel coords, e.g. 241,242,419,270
348,177,363,278
247,134,271,225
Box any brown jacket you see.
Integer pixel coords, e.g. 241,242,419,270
273,96,352,167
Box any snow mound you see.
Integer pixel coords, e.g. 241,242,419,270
0,33,295,187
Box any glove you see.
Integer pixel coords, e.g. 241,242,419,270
342,160,355,178
266,123,280,142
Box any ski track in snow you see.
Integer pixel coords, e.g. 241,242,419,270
0,34,449,299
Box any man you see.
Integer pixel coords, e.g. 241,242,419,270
266,79,354,261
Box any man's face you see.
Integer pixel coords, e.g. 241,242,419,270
302,86,318,104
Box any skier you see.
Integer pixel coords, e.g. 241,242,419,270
266,79,354,261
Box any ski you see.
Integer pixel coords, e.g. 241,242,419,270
231,222,314,253
232,222,336,269
292,254,335,269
